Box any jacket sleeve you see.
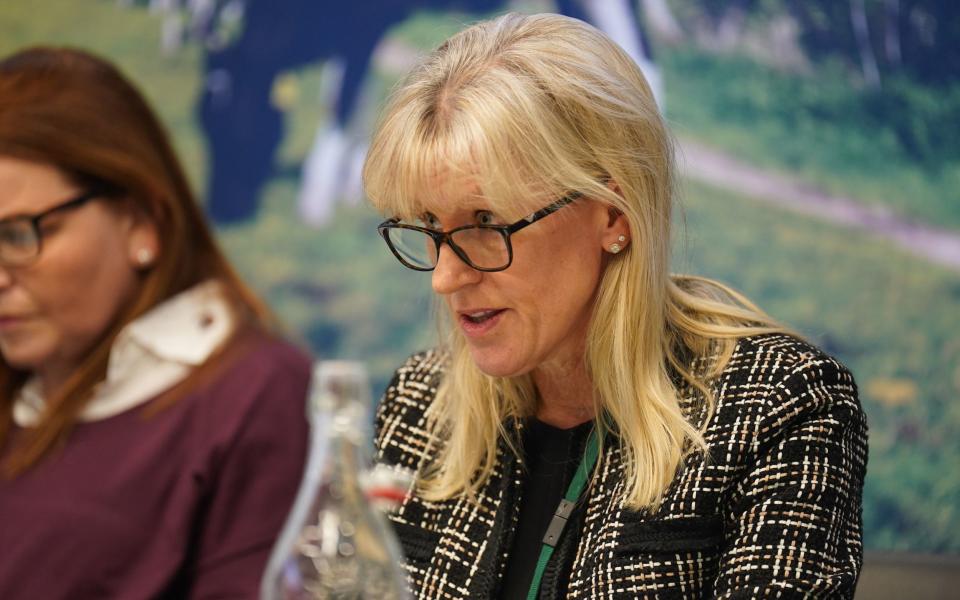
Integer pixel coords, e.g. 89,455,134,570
713,357,868,599
186,345,312,599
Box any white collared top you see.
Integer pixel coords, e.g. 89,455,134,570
13,280,236,427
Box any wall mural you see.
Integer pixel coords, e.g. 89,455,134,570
2,0,958,556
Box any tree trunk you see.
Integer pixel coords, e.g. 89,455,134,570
850,0,881,89
884,0,902,67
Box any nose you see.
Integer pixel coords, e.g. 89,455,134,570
431,244,482,295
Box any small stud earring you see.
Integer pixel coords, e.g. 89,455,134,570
617,235,627,243
136,248,153,266
609,243,622,254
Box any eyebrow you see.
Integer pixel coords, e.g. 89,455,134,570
0,192,89,223
417,204,505,223
0,209,44,223
0,206,54,222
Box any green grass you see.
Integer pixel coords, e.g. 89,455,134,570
663,47,960,231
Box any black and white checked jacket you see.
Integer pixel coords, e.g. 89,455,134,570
374,334,868,599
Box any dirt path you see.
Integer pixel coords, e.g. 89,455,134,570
678,139,960,272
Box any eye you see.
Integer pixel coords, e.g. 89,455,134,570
475,211,497,226
420,213,442,230
0,221,37,248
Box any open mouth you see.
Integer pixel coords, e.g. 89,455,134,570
463,309,503,325
462,309,504,324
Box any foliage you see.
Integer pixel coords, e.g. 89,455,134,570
862,74,960,164
672,0,960,88
787,0,960,87
662,45,960,228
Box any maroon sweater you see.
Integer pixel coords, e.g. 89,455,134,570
0,333,311,599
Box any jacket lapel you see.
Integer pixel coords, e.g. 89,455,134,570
422,419,525,599
567,438,629,597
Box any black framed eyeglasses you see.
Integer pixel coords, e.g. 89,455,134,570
377,193,580,272
0,191,98,267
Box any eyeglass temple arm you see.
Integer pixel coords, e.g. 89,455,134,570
506,192,581,234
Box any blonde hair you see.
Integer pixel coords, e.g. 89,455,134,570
364,13,782,509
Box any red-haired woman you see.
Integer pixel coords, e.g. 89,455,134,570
0,47,311,598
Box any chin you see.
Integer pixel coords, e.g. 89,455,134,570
466,345,530,379
0,351,45,372
0,340,53,373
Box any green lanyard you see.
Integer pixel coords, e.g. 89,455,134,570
525,427,600,600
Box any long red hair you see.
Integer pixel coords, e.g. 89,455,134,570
0,47,274,476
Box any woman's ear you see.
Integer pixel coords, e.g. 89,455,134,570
602,207,631,254
600,180,631,253
123,208,160,270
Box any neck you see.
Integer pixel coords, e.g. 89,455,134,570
37,362,75,398
531,356,595,429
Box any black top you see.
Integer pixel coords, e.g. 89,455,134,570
498,418,594,599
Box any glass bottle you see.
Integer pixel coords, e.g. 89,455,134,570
261,361,410,600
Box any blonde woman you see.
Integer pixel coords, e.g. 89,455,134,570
365,13,867,600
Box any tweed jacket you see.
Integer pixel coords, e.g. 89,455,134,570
374,334,868,599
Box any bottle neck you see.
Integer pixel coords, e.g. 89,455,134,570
320,404,372,509
316,399,371,473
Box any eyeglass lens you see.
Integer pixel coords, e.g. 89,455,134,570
386,227,510,270
0,219,41,266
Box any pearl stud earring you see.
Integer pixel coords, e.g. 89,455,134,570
609,243,622,254
618,235,626,243
136,248,153,266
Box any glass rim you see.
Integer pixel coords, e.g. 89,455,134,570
0,191,99,267
376,193,579,273
378,222,514,272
